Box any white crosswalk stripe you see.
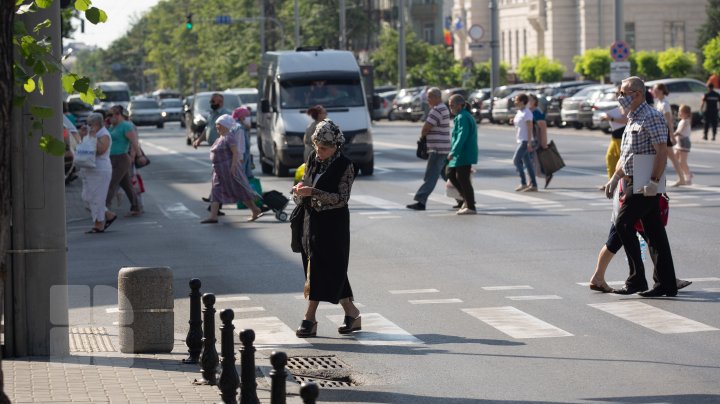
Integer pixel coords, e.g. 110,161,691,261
462,306,573,338
159,203,200,219
232,316,311,349
326,313,422,346
589,301,718,334
351,195,406,210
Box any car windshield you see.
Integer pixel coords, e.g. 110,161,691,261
131,100,159,109
572,86,602,99
161,100,182,107
68,101,92,112
280,77,365,109
195,93,241,116
100,90,130,102
237,93,258,104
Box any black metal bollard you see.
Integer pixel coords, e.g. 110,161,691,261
218,309,239,404
239,329,259,404
299,382,319,404
270,351,288,404
193,293,219,385
182,278,203,364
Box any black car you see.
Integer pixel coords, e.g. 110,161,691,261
540,81,596,127
468,88,491,123
392,86,426,121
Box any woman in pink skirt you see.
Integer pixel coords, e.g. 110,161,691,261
201,115,262,223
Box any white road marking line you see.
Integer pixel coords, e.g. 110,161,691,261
560,167,607,177
482,285,534,291
142,141,210,168
703,288,720,292
506,295,562,301
326,313,422,346
232,307,265,313
668,194,699,199
589,202,611,206
555,208,584,212
358,211,390,215
373,140,416,150
316,302,365,310
215,296,251,302
686,184,720,193
577,281,625,287
368,215,401,219
159,203,200,219
105,307,119,313
553,191,603,201
589,301,718,334
231,316,311,349
683,277,720,282
351,195,406,210
389,289,440,294
671,203,701,208
475,189,562,207
687,163,712,168
408,298,463,304
706,197,720,201
462,306,573,338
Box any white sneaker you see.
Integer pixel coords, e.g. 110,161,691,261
515,184,528,192
456,207,477,215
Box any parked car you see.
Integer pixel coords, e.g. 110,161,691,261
392,86,426,121
226,87,258,128
372,90,397,120
468,88,491,123
491,85,539,124
544,84,595,127
560,84,613,129
185,91,242,145
645,78,708,126
159,98,183,123
487,84,534,123
181,95,194,128
66,94,93,126
591,87,621,133
441,88,471,105
128,98,164,128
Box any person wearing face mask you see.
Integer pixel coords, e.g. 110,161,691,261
605,76,678,298
193,93,230,147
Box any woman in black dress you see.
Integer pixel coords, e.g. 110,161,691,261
292,119,361,338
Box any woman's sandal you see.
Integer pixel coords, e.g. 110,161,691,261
338,315,361,335
86,228,104,234
295,320,317,338
589,283,613,293
103,215,117,230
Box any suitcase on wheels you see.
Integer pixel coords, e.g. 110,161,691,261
261,190,290,221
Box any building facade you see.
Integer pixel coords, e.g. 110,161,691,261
453,0,706,78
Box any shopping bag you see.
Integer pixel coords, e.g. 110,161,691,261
445,180,462,200
536,140,565,175
131,173,145,194
74,135,97,169
237,177,263,209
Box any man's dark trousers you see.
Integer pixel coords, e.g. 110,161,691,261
615,182,677,293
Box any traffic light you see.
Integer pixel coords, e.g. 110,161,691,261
186,13,193,30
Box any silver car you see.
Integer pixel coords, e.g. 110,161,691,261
159,98,183,123
128,98,164,128
560,84,613,129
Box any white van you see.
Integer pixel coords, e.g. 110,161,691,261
94,81,131,114
257,48,374,176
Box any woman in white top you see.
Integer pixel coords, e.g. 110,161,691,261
511,93,537,191
81,113,117,233
672,104,693,186
652,83,683,183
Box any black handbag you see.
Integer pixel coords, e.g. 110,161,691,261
289,203,304,253
134,147,150,169
416,137,429,160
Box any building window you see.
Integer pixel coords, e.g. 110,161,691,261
423,23,434,44
523,29,527,56
664,21,686,49
515,30,519,66
625,22,635,50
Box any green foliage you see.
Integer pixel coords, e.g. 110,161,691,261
634,50,662,80
372,25,434,86
517,55,565,83
469,61,508,88
658,47,696,78
14,0,106,156
573,48,612,81
697,0,720,52
408,45,462,87
703,35,720,74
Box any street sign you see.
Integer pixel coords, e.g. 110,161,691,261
610,40,630,62
610,61,631,83
215,15,232,24
469,43,484,50
468,24,485,41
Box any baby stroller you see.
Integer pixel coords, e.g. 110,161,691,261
261,190,290,222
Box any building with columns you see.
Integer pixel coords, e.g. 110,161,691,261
453,0,707,78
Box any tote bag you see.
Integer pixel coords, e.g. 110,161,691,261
74,136,97,169
536,140,565,175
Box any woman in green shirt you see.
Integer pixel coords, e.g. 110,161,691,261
106,106,142,216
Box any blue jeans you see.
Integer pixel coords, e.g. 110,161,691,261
414,152,448,204
513,141,537,187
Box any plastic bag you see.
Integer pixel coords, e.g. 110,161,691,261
74,135,96,169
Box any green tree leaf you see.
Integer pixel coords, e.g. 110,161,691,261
61,73,78,93
38,77,44,95
658,48,696,78
703,34,720,74
13,95,28,107
30,105,54,119
24,77,36,93
39,135,67,157
74,0,91,12
36,0,53,9
85,7,107,24
33,19,52,32
79,89,96,104
73,76,90,93
32,121,44,131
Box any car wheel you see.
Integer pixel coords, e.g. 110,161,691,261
360,158,374,176
157,122,164,129
388,111,396,121
257,137,273,174
573,122,583,129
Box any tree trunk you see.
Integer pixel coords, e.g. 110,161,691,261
0,0,13,402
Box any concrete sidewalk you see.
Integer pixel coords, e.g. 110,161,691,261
2,180,304,403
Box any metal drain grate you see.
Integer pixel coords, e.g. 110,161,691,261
287,355,345,370
286,356,356,388
69,327,116,352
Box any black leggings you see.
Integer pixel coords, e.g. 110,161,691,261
447,165,475,210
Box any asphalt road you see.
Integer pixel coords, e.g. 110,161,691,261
66,119,720,403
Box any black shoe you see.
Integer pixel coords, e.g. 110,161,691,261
452,200,463,209
338,315,361,335
217,210,225,216
406,202,425,211
201,197,211,202
544,174,553,189
295,320,317,338
638,287,677,298
612,285,648,295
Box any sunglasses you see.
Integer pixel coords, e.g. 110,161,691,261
619,89,639,97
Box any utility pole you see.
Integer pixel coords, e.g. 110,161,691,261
339,0,347,50
490,0,499,96
294,0,300,49
259,0,266,54
9,0,69,357
614,0,623,42
398,0,406,89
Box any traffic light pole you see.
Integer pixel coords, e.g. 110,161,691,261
490,0,500,97
398,0,406,89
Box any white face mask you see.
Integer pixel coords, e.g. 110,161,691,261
617,94,633,109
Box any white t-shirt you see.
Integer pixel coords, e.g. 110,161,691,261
675,118,691,138
93,127,112,171
513,108,533,143
655,99,671,116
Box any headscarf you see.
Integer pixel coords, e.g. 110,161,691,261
232,106,250,121
216,114,235,130
311,119,345,146
309,119,344,177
